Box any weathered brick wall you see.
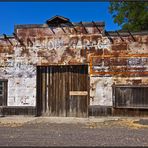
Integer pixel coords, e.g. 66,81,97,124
0,23,147,107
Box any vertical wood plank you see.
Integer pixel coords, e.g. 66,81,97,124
52,66,55,116
37,65,89,117
39,66,43,116
73,66,77,117
61,66,66,116
50,66,54,116
77,65,81,117
42,67,44,114
66,65,70,116
56,66,59,116
4,81,7,106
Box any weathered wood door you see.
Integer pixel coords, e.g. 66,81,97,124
0,80,7,106
37,65,89,117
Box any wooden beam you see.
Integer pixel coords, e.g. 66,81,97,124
69,22,78,33
104,31,114,43
13,33,26,47
80,21,88,34
27,38,33,47
3,34,13,46
128,30,136,42
116,31,124,42
92,21,101,34
49,27,55,34
46,23,55,34
59,24,66,33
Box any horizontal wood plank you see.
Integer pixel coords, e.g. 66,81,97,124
69,91,88,96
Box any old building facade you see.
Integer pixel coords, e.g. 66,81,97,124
0,16,148,117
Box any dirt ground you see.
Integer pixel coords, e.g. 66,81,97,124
0,117,148,147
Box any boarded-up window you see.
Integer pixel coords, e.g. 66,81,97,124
113,86,148,109
0,80,7,106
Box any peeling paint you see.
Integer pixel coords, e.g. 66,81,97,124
0,20,147,107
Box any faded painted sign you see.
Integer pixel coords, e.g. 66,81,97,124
90,54,148,76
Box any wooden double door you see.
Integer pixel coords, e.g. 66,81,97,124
37,65,89,117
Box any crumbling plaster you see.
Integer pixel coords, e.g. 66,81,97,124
0,24,147,107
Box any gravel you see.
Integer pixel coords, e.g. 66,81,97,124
0,117,148,147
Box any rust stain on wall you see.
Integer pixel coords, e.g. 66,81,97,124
0,16,147,107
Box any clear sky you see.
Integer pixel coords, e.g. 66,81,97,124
0,2,121,35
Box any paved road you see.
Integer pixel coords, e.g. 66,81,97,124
0,117,148,147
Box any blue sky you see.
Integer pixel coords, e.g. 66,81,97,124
0,2,121,35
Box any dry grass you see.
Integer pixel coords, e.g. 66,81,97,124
0,121,23,127
86,119,148,129
114,119,148,129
